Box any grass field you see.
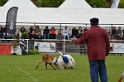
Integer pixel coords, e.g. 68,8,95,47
0,53,124,82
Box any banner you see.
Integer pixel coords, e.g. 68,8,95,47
0,44,12,55
110,43,124,53
20,37,28,54
6,7,18,38
34,42,56,52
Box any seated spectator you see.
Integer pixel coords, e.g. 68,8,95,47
111,26,117,36
49,26,56,39
71,27,78,38
35,25,41,34
116,26,122,40
29,31,36,40
62,26,70,40
43,26,49,39
36,32,42,39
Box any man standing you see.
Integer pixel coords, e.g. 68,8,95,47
73,17,110,82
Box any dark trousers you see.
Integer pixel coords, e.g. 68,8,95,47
89,60,108,82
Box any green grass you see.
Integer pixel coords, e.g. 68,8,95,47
0,54,124,82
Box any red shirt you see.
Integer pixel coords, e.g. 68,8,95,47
74,25,110,61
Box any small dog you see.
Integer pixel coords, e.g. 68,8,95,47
36,52,57,70
53,51,75,69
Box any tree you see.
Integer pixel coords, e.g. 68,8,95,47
85,0,124,8
31,0,64,7
0,0,8,6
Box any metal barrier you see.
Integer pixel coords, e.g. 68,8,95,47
0,39,124,55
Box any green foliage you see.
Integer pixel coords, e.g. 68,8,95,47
85,0,124,8
0,0,8,6
119,0,124,8
40,0,64,7
85,0,109,8
21,32,28,39
0,0,124,8
15,33,19,39
28,50,41,55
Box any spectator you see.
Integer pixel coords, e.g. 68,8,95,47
111,26,117,36
49,26,56,39
73,17,110,82
36,32,42,39
116,26,122,40
56,30,64,51
29,30,36,40
43,26,49,39
0,26,2,38
35,25,41,34
56,30,64,40
2,25,6,39
29,26,34,35
84,27,88,31
62,26,70,40
71,27,78,38
123,29,124,36
77,26,83,34
20,26,27,33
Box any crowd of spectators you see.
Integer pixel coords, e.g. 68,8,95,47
108,26,124,40
0,25,124,40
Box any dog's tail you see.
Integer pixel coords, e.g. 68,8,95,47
58,51,69,64
58,51,64,57
118,71,124,82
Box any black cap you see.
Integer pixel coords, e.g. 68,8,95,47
90,17,99,24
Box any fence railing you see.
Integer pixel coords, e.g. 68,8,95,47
0,39,124,55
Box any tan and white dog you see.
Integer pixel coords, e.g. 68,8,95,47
36,52,57,70
53,51,75,69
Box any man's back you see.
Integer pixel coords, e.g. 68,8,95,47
74,25,110,61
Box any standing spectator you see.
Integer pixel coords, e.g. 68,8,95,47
77,26,83,34
49,26,56,39
73,17,110,82
43,26,49,39
2,25,6,39
62,26,70,40
0,26,2,38
20,26,27,33
29,30,36,49
29,26,34,34
56,30,64,51
56,30,64,40
71,27,78,38
123,29,124,36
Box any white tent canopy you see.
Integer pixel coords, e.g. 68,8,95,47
59,0,92,8
3,0,37,8
0,8,124,25
0,0,124,26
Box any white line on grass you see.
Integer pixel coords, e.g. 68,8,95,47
16,67,38,82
